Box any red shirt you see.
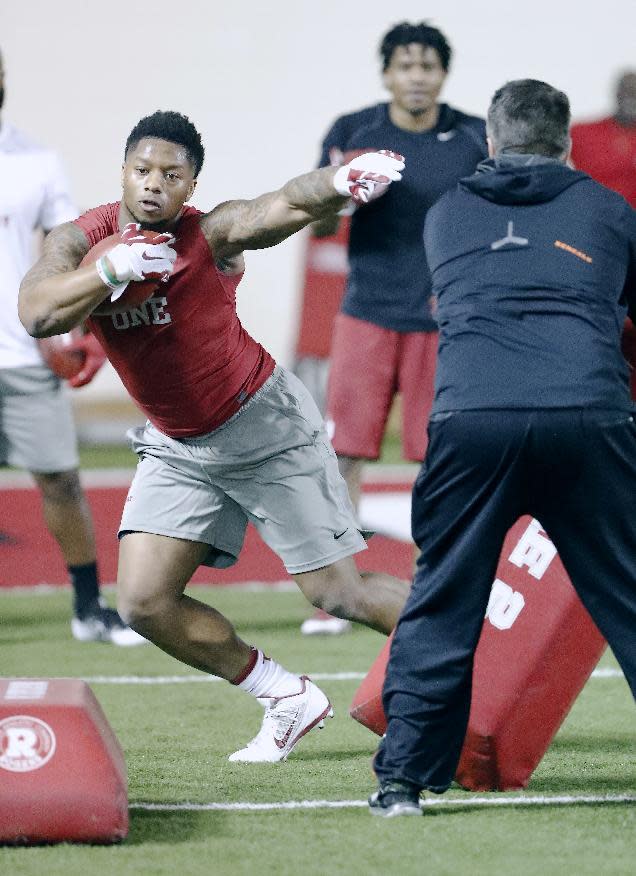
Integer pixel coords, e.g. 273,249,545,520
75,203,275,437
570,117,636,206
295,218,350,358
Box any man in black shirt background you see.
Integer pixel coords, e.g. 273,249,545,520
321,21,487,510
299,21,486,636
369,78,636,817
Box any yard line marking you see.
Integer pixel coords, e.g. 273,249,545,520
589,668,624,678
81,667,624,684
0,580,297,594
130,793,636,813
83,672,367,684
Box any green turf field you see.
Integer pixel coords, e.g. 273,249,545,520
78,443,138,469
1,587,634,875
75,427,406,470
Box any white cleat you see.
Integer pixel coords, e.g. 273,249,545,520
229,676,333,763
71,605,148,647
300,609,352,636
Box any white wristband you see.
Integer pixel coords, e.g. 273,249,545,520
96,256,122,290
333,166,353,198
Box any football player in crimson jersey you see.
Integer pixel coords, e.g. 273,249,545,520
18,111,411,763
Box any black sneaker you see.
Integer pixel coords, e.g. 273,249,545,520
368,780,422,817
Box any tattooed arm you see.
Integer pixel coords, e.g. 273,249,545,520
200,166,347,262
18,222,108,337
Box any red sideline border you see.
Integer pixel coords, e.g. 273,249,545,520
0,466,417,588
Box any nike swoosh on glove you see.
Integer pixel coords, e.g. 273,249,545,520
333,150,405,204
107,223,177,283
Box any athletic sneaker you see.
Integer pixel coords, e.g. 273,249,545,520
228,676,333,762
300,609,352,636
368,780,423,817
71,604,147,647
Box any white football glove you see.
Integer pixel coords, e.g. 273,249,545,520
106,223,177,283
333,150,405,204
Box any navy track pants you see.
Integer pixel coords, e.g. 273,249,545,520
374,408,636,791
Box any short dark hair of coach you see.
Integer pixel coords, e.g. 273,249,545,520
486,78,571,159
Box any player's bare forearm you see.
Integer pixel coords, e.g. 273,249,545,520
18,223,108,337
201,166,347,259
282,166,346,214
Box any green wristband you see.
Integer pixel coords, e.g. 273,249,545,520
96,256,120,290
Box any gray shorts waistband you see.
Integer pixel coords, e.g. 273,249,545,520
177,366,284,445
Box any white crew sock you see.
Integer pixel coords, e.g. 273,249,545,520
233,648,303,700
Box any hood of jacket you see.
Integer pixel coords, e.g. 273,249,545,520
460,154,589,205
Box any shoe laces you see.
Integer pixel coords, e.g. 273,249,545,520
247,699,302,749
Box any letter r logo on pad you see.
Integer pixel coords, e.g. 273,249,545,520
0,715,56,772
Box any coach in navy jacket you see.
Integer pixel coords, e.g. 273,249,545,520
370,79,636,817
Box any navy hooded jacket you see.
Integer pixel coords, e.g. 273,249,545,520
424,155,636,412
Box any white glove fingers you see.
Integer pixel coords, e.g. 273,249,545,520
333,149,406,204
105,240,177,283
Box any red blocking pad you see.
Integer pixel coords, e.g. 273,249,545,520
350,633,393,737
350,516,607,790
0,679,128,844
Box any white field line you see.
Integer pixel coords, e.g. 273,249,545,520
80,668,624,684
591,667,625,678
130,793,636,813
0,581,624,682
0,580,298,594
83,672,366,684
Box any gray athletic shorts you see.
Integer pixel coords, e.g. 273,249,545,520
0,366,79,472
120,366,366,574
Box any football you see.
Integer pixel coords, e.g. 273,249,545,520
37,328,86,379
80,230,164,316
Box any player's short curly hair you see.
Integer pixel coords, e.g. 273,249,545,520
379,21,452,72
125,111,205,177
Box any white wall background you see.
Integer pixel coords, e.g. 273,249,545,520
2,0,635,400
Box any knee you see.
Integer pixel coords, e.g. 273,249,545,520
296,565,357,618
36,470,83,504
303,585,335,614
115,589,146,631
116,578,170,633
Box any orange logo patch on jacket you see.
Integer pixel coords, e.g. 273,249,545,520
554,240,593,263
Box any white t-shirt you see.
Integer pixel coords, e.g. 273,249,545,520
0,122,78,368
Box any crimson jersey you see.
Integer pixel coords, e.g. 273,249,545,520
571,117,636,207
75,203,275,438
